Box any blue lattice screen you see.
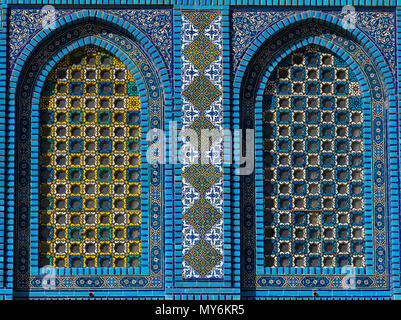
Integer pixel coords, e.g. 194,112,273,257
262,45,365,268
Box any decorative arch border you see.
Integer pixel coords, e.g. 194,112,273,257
254,38,374,276
232,12,399,297
7,12,173,295
232,10,394,90
10,9,171,86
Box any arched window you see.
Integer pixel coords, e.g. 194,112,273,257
262,45,365,268
38,45,141,269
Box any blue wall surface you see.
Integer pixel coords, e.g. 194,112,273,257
0,0,400,300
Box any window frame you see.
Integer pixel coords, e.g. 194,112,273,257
253,41,375,276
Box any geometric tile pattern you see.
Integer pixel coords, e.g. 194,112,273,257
182,74,221,111
183,11,219,32
183,35,220,72
183,239,223,278
183,197,222,236
181,11,224,278
38,46,141,269
183,164,221,195
263,46,365,269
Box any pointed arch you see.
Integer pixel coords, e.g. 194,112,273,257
236,16,395,296
11,14,169,293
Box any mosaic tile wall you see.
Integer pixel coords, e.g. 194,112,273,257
0,1,400,300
